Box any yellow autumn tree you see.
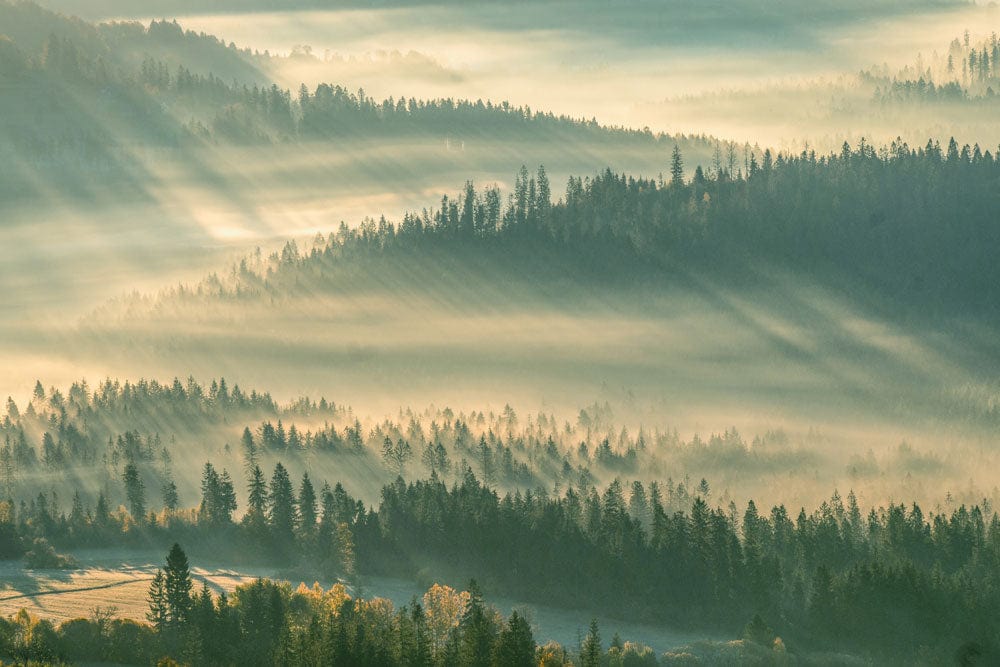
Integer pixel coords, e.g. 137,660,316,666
324,582,351,614
422,583,470,659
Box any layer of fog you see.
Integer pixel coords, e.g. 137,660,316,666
6,238,1000,513
5,0,1000,518
8,0,1000,320
94,2,1000,147
0,134,701,322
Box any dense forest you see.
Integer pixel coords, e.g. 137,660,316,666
1,544,753,666
0,375,835,514
122,136,1000,327
7,1,1000,664
0,377,998,662
3,446,1000,663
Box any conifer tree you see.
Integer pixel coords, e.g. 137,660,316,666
581,619,602,667
670,145,685,187
297,472,317,538
146,568,168,631
164,542,193,627
123,462,146,523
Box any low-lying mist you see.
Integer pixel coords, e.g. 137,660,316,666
85,0,1000,148
3,234,999,516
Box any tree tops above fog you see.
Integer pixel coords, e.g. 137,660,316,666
869,31,1000,104
157,137,1000,322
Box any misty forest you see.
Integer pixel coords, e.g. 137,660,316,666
5,0,1000,665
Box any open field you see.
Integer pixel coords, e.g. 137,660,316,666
0,551,273,623
0,550,716,654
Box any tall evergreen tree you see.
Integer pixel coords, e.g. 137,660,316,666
581,619,602,667
246,463,268,521
492,611,535,667
164,542,193,628
123,462,146,523
297,472,317,539
459,579,495,667
670,145,685,187
146,568,168,631
268,462,296,547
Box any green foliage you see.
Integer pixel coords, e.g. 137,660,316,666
268,463,296,553
163,543,193,628
581,619,602,667
741,614,775,646
22,538,75,569
123,462,146,524
492,611,535,667
147,569,168,630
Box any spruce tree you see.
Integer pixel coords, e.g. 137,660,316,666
581,619,602,667
459,579,494,667
247,464,268,520
492,611,535,667
164,543,193,627
269,463,296,547
297,472,317,538
123,462,145,524
670,145,685,187
146,568,168,631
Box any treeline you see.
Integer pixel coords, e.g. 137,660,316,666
163,137,1000,323
866,31,1000,104
0,376,337,470
2,375,833,521
873,79,972,105
0,1,261,83
4,465,1000,661
0,2,716,150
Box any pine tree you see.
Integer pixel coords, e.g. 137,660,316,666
492,611,535,667
298,472,317,538
164,543,193,628
581,619,602,667
336,522,355,576
247,464,268,521
123,462,146,524
94,492,110,527
407,602,433,667
242,427,258,473
219,470,237,523
199,462,219,523
162,474,179,512
459,580,495,667
536,165,551,226
381,437,412,477
269,463,296,547
146,568,168,631
670,145,685,187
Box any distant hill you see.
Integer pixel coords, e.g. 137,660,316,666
0,1,730,207
79,147,1000,438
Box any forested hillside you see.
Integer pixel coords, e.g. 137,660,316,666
2,376,1000,664
6,1,1000,664
83,139,1000,435
133,139,1000,319
0,1,722,206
